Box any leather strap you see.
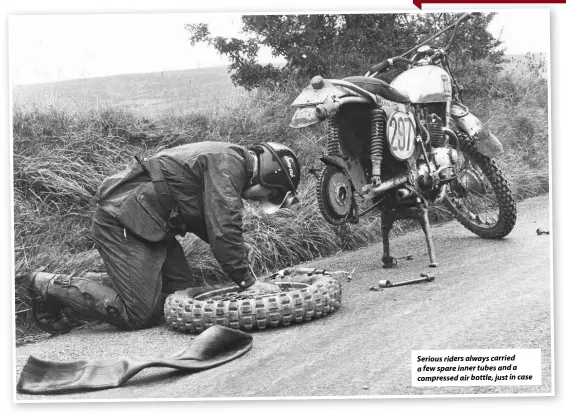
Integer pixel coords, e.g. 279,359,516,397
244,150,255,184
144,157,175,213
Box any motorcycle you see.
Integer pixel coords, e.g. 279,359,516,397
289,12,517,268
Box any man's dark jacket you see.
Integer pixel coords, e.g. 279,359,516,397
95,141,255,288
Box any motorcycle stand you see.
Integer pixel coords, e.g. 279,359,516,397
380,202,439,268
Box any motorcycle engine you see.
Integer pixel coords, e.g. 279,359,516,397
415,104,459,192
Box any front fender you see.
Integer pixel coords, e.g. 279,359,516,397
451,102,504,157
320,154,368,194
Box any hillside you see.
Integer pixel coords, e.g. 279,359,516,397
13,53,546,117
13,65,241,117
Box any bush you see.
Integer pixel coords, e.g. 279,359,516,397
461,55,549,200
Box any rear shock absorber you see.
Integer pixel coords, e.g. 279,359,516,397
370,109,386,185
327,116,340,155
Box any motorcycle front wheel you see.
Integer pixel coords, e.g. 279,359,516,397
443,131,517,239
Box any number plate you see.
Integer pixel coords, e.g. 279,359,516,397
386,111,417,160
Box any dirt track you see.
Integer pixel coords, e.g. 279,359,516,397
15,195,552,400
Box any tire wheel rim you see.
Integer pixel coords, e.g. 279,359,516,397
448,158,500,229
194,282,310,302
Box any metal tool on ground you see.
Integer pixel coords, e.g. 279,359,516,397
347,267,356,281
378,273,435,289
264,267,350,280
248,265,259,282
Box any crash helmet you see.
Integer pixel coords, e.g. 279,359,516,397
250,142,301,214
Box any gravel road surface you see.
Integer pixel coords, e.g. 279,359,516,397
15,195,552,400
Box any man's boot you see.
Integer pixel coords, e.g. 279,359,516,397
29,271,130,333
29,292,77,335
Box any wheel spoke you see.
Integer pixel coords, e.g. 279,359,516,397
464,190,498,225
448,153,500,228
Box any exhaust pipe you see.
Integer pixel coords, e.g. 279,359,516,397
362,174,408,199
395,186,418,204
396,187,414,200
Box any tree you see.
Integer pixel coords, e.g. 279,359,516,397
187,12,504,90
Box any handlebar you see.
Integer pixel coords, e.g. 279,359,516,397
460,12,477,23
367,56,414,76
444,12,478,51
401,12,477,58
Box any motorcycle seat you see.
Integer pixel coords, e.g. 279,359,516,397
342,76,410,104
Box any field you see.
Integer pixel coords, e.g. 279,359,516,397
13,66,244,117
12,55,549,341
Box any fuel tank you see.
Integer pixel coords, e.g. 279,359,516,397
390,66,452,103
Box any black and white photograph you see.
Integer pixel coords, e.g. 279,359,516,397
8,3,555,406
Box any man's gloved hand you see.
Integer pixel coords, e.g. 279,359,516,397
244,281,282,293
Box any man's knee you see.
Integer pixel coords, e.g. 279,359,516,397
124,319,157,330
123,294,166,330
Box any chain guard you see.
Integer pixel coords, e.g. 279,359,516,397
316,164,354,225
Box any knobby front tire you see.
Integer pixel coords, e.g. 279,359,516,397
443,131,517,239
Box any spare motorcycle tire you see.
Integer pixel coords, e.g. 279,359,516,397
164,270,342,333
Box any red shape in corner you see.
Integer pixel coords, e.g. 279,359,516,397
415,0,566,8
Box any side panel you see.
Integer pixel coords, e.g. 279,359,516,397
385,110,417,161
333,103,373,180
333,103,413,182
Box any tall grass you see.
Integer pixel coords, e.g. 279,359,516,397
12,57,548,339
462,54,549,199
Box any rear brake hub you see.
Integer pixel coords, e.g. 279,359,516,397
317,165,354,224
329,175,352,216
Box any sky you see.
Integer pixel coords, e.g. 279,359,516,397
8,9,550,86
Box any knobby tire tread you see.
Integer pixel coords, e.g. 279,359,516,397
444,132,517,239
164,275,342,333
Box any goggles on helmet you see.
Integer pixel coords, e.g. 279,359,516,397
252,143,300,214
261,190,300,214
